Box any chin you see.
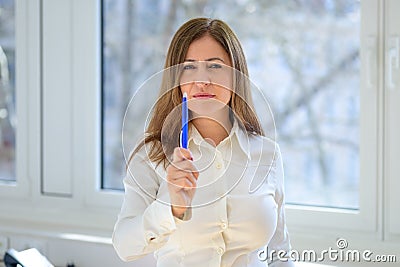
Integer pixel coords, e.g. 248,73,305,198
189,98,226,114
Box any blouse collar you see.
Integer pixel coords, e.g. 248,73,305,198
188,118,251,160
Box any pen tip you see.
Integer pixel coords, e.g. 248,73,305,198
183,92,187,98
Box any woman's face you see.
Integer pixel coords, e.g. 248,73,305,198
179,34,233,116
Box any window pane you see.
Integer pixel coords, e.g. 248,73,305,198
102,0,359,209
0,0,16,182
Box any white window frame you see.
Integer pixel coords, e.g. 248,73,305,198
0,0,37,198
0,0,121,230
384,0,400,242
286,0,381,234
0,0,399,254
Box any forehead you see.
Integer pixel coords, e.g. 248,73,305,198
185,35,232,65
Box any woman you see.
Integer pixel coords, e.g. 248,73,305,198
113,18,294,267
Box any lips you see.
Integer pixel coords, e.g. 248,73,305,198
193,93,216,99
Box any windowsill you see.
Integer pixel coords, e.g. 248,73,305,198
0,218,112,246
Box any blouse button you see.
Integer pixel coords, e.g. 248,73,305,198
216,162,222,169
216,247,225,255
220,222,227,230
146,231,156,241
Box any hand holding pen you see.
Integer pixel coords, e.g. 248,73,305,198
166,92,198,219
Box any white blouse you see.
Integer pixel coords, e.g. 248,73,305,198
112,121,294,267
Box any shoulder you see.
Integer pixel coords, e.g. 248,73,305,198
127,142,150,166
243,134,284,194
247,134,282,166
125,142,165,187
127,142,165,173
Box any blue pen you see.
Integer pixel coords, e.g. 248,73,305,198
181,92,188,149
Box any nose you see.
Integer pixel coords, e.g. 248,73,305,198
195,80,210,89
194,66,210,88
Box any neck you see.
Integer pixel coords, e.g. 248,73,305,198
191,107,232,146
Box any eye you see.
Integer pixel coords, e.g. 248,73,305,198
208,63,222,69
183,64,196,70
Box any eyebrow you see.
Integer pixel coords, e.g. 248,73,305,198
184,57,225,63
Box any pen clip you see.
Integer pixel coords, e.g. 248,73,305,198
179,130,183,148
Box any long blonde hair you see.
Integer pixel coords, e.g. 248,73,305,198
129,18,264,168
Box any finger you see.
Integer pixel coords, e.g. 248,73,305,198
180,161,199,180
171,160,198,173
166,161,192,175
170,171,198,183
168,171,197,187
170,177,195,191
173,147,193,162
168,165,199,182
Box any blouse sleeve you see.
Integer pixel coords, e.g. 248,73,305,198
112,151,182,262
267,146,296,267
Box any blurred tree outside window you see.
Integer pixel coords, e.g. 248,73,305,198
0,0,16,182
102,0,360,209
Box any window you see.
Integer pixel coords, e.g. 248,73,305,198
0,0,16,182
101,0,360,209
